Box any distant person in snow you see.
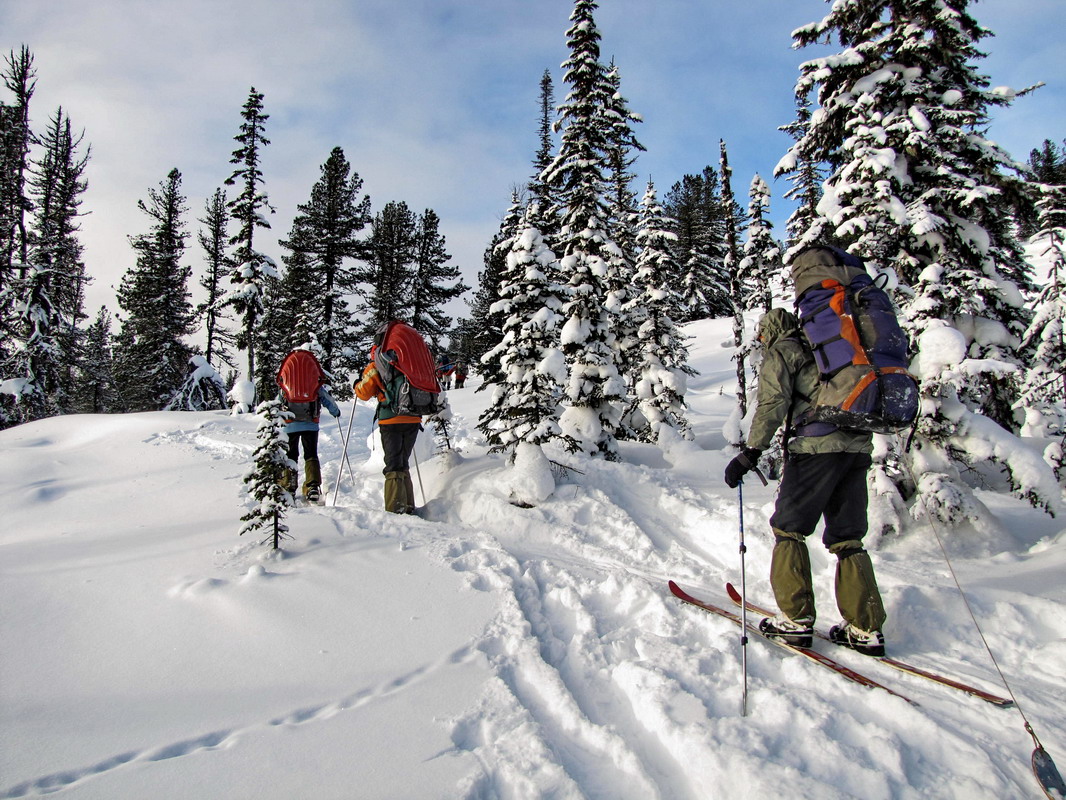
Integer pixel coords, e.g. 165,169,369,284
723,302,887,656
276,347,341,505
454,361,468,389
354,322,435,514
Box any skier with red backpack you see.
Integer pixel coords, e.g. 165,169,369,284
276,346,340,505
354,320,442,514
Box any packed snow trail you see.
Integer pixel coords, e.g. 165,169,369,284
2,320,1064,799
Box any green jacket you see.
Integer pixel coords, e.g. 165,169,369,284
747,308,872,455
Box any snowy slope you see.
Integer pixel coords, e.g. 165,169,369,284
2,317,1064,800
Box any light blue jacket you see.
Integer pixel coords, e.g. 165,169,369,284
283,387,340,434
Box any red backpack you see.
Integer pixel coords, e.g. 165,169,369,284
276,349,326,423
372,321,443,416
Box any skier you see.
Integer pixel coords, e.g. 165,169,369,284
354,324,431,514
723,305,887,656
454,361,468,389
276,347,341,505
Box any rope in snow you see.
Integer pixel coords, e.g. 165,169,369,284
899,437,1063,796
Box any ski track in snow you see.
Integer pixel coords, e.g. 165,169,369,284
2,353,1064,799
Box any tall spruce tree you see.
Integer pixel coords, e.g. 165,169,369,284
471,193,524,387
362,200,417,337
529,70,561,246
739,174,780,312
73,305,118,414
663,167,728,322
196,188,236,373
409,208,467,350
1017,139,1066,238
1,106,89,426
224,87,276,399
0,46,35,278
113,168,195,411
625,180,693,443
277,146,371,384
777,95,831,260
542,0,628,458
477,206,567,453
784,0,1059,524
720,140,750,420
1018,186,1066,441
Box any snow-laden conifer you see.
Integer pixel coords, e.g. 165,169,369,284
542,0,628,458
782,0,1060,524
224,87,276,401
196,188,237,375
477,206,568,454
663,168,728,322
624,181,693,443
410,208,468,352
738,174,781,313
240,398,295,549
113,168,195,412
1018,187,1066,450
277,147,371,390
470,192,523,383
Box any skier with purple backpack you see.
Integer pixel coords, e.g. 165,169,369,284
724,245,918,657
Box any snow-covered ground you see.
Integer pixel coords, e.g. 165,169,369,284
2,318,1064,799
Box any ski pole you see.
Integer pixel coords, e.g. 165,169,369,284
412,447,426,506
737,463,765,718
738,479,749,718
332,400,358,506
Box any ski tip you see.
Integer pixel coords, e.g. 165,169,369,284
725,582,741,602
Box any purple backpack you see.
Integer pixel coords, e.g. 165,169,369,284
792,246,919,435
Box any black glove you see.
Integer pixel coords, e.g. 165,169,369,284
724,447,762,488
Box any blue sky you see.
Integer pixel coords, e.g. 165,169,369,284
5,0,1065,323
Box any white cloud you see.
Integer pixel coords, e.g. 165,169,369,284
4,0,1063,327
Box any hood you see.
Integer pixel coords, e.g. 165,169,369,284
757,307,801,347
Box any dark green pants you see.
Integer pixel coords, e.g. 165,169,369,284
768,452,885,632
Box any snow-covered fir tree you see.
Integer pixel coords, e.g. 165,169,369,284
470,192,523,383
1017,139,1066,239
541,0,628,459
362,200,417,338
601,61,646,397
625,180,693,443
73,305,118,414
0,46,34,279
529,70,561,247
224,87,276,401
662,167,728,322
1,107,89,426
240,397,295,549
1018,186,1066,444
277,146,371,387
409,208,468,351
783,0,1060,524
738,174,781,312
196,188,236,374
113,168,195,412
777,95,830,260
477,206,568,454
720,140,750,420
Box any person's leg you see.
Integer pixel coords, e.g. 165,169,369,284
767,453,842,625
821,454,885,634
381,424,419,513
301,430,321,500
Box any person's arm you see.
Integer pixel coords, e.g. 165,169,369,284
354,364,385,402
745,344,796,452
